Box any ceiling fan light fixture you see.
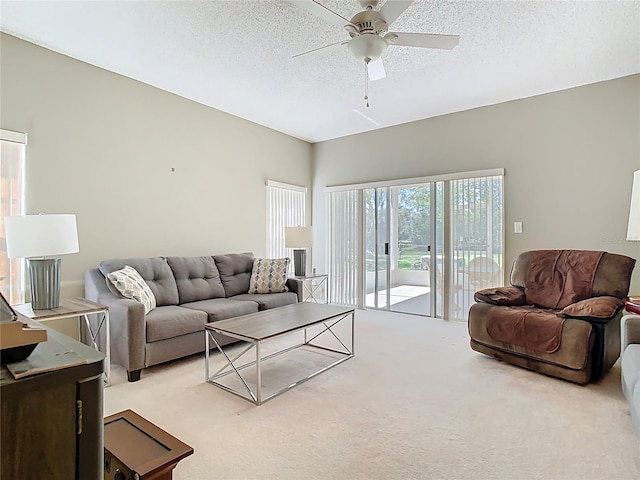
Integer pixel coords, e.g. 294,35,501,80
348,33,388,63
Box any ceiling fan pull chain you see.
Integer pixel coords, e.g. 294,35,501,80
364,61,370,108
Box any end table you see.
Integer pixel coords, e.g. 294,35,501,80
12,298,110,384
626,298,640,315
291,273,329,303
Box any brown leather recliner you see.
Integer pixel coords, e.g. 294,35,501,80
468,250,636,384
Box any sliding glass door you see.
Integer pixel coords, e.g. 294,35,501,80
364,187,390,310
363,184,436,317
327,169,504,322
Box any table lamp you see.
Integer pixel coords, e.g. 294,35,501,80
285,226,312,277
5,214,79,310
628,170,639,242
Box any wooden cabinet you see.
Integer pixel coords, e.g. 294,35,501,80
1,321,105,480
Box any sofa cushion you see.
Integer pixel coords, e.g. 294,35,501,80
233,292,298,310
524,250,604,310
145,305,208,343
100,257,179,306
592,253,636,298
468,302,593,370
213,252,254,297
181,298,259,322
166,256,226,303
248,257,290,294
511,251,635,299
486,306,564,353
107,265,157,314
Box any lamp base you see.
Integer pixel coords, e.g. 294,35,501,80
28,258,61,310
293,249,307,277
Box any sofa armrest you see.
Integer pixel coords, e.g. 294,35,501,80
286,277,303,303
621,314,640,352
84,268,146,374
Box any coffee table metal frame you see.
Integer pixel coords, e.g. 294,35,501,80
205,303,355,405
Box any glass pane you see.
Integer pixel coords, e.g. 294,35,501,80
364,188,389,309
390,184,432,316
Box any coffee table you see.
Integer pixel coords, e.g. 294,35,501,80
204,302,355,405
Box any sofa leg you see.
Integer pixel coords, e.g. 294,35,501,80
127,369,141,382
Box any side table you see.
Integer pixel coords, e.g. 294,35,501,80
626,299,640,315
104,409,193,480
291,273,329,303
13,298,110,384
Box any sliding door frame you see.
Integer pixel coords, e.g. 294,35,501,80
326,168,504,320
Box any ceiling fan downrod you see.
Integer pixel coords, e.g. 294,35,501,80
364,59,370,108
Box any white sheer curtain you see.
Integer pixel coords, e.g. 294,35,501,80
266,181,306,268
1,130,27,304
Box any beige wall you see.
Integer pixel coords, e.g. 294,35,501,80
0,33,312,299
2,31,638,303
312,74,640,293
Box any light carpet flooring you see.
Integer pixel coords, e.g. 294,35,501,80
104,309,639,480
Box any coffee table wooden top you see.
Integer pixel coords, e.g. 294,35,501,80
206,302,354,341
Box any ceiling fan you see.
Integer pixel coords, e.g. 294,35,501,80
288,0,459,88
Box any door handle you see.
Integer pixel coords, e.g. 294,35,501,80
384,242,389,255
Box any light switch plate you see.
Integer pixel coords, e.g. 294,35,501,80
514,221,523,234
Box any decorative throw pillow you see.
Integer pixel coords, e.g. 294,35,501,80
107,265,157,314
248,258,290,294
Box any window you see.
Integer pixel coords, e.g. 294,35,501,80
266,180,307,265
1,129,27,304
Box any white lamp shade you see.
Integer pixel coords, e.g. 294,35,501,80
285,226,313,248
5,214,79,258
628,170,640,241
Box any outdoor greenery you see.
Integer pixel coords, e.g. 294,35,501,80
365,177,504,271
397,245,428,270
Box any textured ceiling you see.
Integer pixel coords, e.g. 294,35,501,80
1,1,639,143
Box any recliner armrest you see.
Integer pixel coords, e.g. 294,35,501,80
559,296,624,323
474,286,526,306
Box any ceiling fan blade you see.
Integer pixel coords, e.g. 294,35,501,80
288,0,355,30
367,58,386,81
386,32,459,50
293,40,348,59
378,0,415,27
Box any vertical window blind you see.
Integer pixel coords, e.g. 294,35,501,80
327,189,360,306
266,180,307,266
449,174,504,319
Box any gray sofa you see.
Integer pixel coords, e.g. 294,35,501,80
621,313,640,436
84,252,302,381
